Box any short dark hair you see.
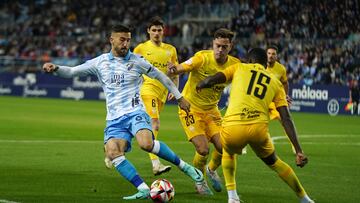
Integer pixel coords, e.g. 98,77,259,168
247,48,267,67
147,16,165,29
266,44,279,52
213,28,235,42
111,24,132,33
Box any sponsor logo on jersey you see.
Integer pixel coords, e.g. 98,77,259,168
111,73,125,86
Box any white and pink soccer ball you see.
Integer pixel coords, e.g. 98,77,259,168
150,179,175,203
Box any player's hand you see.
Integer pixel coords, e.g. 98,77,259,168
195,83,203,93
196,80,207,93
167,93,175,101
43,63,58,73
295,152,308,168
167,62,177,75
177,97,191,116
286,95,293,106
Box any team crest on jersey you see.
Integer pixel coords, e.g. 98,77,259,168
166,50,171,57
111,73,125,86
126,63,134,71
185,58,193,65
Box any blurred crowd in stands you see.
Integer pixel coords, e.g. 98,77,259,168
0,0,359,87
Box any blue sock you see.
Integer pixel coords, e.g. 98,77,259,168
112,156,144,188
151,140,180,165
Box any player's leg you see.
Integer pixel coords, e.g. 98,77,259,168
131,111,203,183
206,108,224,192
135,129,204,183
141,95,171,175
250,123,314,203
190,135,213,195
178,109,213,195
221,125,245,203
183,112,210,174
103,145,112,169
222,149,240,203
207,108,223,171
105,138,150,200
191,135,210,172
207,133,223,192
261,153,314,203
150,117,172,175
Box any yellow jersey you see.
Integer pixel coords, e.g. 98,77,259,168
221,63,288,126
181,50,240,111
134,40,178,103
266,61,287,83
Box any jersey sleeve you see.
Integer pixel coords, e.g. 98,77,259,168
139,58,182,99
221,64,238,82
56,57,98,78
181,52,204,72
273,86,288,108
135,56,154,76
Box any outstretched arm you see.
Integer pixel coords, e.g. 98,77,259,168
43,62,96,78
277,106,308,167
152,69,190,115
167,62,187,76
196,72,227,92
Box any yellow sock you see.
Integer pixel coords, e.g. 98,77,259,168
222,150,237,191
149,130,159,161
193,152,208,174
208,150,222,171
269,158,306,198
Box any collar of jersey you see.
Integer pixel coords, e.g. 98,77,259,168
108,50,132,61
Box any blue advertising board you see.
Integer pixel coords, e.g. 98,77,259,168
289,84,349,116
0,73,352,116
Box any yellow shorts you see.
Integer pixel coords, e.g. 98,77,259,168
141,95,164,119
221,123,275,158
269,102,280,120
178,107,222,141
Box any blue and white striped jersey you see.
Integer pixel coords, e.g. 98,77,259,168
56,51,181,120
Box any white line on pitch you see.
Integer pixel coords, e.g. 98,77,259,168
0,140,100,144
0,200,21,203
0,139,189,144
272,134,360,141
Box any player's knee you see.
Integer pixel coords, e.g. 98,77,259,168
136,129,154,151
139,140,154,152
196,147,209,156
105,141,126,160
261,152,277,165
106,148,125,160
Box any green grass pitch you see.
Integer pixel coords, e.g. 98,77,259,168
0,96,359,203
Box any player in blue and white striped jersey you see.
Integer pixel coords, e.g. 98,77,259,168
43,24,204,200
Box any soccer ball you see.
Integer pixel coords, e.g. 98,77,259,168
150,179,175,203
